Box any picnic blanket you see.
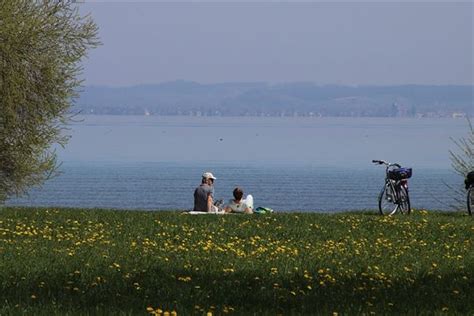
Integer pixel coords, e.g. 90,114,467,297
183,207,274,215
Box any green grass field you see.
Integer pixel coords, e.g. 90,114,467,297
0,207,473,315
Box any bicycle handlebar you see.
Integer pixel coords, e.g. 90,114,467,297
372,160,401,168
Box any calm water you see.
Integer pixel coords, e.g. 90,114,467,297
6,116,468,211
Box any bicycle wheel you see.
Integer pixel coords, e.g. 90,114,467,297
467,186,474,216
398,185,411,214
378,181,398,215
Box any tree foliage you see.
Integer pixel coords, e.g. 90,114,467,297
450,118,474,177
0,0,99,202
447,118,474,209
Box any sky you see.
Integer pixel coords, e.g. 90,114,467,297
79,1,473,87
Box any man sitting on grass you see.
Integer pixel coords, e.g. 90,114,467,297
193,172,220,213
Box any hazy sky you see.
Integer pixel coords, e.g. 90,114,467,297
80,1,473,86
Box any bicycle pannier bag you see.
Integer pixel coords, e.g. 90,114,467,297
388,167,412,180
465,171,474,189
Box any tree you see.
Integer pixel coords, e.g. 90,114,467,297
448,118,474,208
450,118,474,176
0,1,99,203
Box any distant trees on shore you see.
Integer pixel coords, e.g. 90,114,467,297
76,81,473,118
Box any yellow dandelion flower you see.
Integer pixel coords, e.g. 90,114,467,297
177,276,192,282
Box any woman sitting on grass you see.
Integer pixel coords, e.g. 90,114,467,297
225,187,253,214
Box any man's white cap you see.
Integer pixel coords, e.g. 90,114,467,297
202,171,217,180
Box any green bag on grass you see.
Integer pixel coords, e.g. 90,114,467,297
254,207,274,214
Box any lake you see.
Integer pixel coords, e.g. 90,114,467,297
6,115,469,211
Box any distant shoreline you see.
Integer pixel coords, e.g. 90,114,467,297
71,113,471,119
75,82,473,118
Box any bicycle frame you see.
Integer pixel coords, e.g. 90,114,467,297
466,171,474,216
467,183,473,216
373,160,411,215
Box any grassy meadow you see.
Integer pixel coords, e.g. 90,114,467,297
0,207,473,315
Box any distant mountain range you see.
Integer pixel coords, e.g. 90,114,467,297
75,81,473,117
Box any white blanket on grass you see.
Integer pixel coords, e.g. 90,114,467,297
185,211,227,215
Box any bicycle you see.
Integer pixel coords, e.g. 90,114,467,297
372,160,412,215
465,171,474,216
